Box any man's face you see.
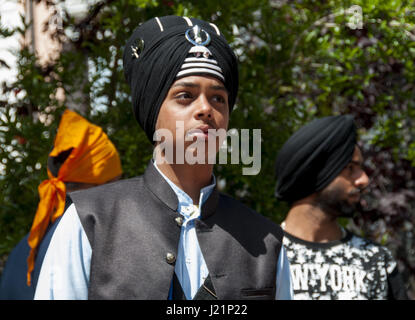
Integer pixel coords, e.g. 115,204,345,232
314,146,370,218
155,75,229,163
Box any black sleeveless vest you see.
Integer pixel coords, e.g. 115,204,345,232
68,162,283,299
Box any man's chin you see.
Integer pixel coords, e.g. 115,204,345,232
338,210,356,218
337,201,358,218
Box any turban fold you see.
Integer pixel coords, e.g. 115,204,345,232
275,115,357,203
123,15,239,142
26,109,122,285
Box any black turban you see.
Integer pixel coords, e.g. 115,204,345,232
123,15,239,142
275,115,357,203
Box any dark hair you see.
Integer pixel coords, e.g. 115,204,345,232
47,148,73,177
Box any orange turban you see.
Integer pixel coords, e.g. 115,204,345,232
26,109,122,285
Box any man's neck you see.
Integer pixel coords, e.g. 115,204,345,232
283,198,343,243
155,158,213,205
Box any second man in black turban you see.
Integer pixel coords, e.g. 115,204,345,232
274,115,408,300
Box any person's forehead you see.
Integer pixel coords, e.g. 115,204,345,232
171,75,225,86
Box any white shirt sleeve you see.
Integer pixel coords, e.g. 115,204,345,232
275,246,294,300
34,203,92,300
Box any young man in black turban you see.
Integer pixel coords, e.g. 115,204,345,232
275,114,408,300
34,16,293,300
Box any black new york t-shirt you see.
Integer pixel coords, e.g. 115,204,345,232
283,230,408,300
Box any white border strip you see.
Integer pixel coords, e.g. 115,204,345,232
155,17,164,32
181,62,223,73
184,57,218,64
176,68,225,81
209,23,220,35
183,16,193,26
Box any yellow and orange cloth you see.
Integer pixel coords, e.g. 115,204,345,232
26,109,122,285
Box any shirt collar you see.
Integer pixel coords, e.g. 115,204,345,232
152,161,216,217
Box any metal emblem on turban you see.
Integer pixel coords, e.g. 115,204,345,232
185,25,212,58
131,38,144,59
177,23,223,80
185,25,211,46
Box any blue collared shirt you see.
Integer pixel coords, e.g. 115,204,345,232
153,163,214,299
35,162,293,299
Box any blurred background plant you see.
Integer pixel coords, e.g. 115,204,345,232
0,0,414,298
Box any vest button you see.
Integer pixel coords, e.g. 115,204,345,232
166,252,176,264
175,217,183,227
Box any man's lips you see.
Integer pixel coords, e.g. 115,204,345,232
185,125,216,140
348,189,363,202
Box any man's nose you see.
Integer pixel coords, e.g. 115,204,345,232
195,95,213,120
355,170,370,190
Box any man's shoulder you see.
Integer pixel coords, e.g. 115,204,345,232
217,192,283,236
69,176,144,200
347,231,390,252
346,231,397,264
217,192,267,219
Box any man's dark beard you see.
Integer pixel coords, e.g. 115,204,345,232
314,184,360,218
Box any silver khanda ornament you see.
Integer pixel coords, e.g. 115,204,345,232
185,25,212,58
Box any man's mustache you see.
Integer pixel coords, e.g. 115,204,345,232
349,186,368,196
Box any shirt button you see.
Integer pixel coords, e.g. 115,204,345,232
166,252,176,264
175,217,183,227
183,206,193,214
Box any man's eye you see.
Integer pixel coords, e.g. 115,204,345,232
176,92,192,100
213,95,226,104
